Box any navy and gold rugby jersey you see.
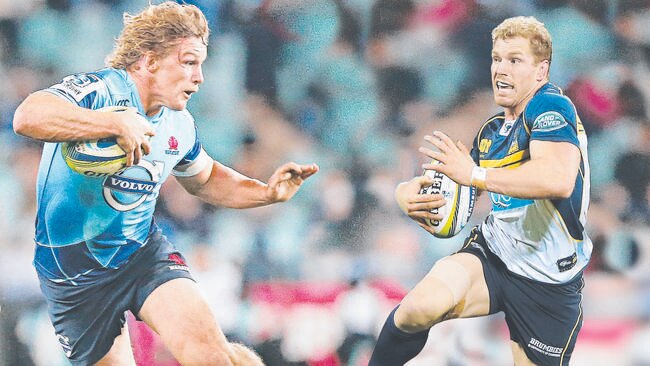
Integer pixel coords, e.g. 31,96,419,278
34,68,212,284
469,83,592,284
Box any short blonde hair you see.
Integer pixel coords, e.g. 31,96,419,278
106,1,209,69
492,16,552,64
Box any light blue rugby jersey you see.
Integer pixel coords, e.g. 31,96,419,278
470,83,592,284
34,68,211,284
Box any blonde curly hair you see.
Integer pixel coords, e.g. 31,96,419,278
106,1,209,69
492,16,552,65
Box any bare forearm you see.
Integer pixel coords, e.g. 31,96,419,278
183,161,273,209
484,158,576,199
207,178,271,209
13,92,121,142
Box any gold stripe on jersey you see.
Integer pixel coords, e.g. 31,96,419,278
480,150,529,169
521,113,531,136
576,116,586,135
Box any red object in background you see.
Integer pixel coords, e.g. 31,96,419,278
369,279,408,302
129,280,407,365
247,279,407,306
567,78,620,130
129,312,180,366
247,281,349,306
415,0,472,31
308,353,342,366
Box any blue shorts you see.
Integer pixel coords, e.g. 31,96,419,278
37,231,194,366
458,227,584,366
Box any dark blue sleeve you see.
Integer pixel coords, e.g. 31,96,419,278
176,125,203,167
470,134,480,165
525,94,579,147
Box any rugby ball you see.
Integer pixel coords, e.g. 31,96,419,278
61,106,131,176
419,164,476,238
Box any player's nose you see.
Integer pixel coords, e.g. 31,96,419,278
193,65,204,84
494,60,509,76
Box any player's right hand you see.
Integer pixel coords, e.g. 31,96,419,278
395,175,446,222
113,107,155,166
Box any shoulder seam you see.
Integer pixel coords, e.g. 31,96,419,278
477,113,504,140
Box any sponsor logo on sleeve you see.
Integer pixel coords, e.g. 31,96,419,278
532,111,567,132
52,74,102,103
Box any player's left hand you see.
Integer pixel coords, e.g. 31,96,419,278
266,162,319,203
419,131,476,186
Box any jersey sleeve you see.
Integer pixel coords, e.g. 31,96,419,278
525,95,579,147
470,134,480,165
43,72,109,109
172,126,212,177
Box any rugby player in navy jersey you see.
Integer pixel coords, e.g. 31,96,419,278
370,16,591,366
12,2,318,365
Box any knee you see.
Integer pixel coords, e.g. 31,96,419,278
394,280,457,332
395,297,449,332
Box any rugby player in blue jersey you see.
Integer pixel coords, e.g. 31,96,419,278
13,2,318,365
370,16,591,366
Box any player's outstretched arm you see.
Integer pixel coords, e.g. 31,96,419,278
177,159,319,209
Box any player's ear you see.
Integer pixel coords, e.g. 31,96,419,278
536,59,549,81
143,52,159,72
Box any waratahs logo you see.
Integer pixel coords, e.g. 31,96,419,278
102,160,164,211
165,136,179,156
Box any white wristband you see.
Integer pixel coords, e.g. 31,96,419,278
470,166,487,190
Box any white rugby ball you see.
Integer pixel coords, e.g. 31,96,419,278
61,106,131,177
419,165,476,238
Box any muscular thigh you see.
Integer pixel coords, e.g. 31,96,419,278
444,253,490,319
138,278,229,354
396,252,490,330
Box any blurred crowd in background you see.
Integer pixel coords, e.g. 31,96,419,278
1,0,650,365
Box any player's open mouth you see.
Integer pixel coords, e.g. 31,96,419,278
183,90,195,98
496,81,513,90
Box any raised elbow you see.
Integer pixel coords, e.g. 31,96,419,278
555,183,574,199
12,102,31,137
13,97,44,139
550,175,576,199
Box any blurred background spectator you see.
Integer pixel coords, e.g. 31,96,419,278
2,0,650,365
